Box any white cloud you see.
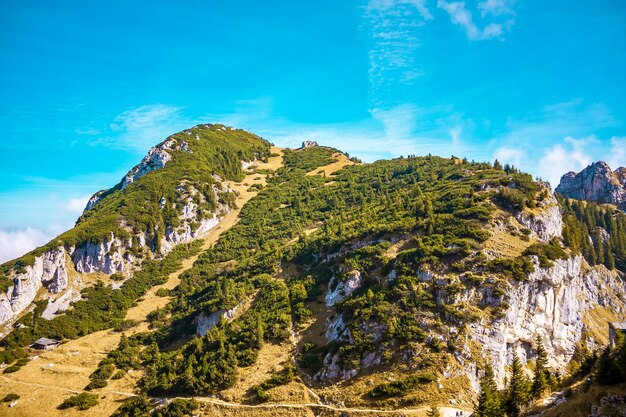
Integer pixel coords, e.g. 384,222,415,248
362,0,433,109
493,146,524,167
95,104,197,151
536,136,595,185
110,104,183,132
0,227,50,263
367,0,432,19
478,0,516,17
437,0,515,41
75,128,100,135
607,137,626,169
65,195,91,213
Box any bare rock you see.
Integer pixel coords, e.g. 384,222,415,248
556,161,626,210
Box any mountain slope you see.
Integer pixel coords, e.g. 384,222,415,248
0,128,625,417
0,124,270,331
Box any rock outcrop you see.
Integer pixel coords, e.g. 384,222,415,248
325,271,362,306
556,161,626,210
196,306,239,336
0,248,69,325
516,192,563,242
301,140,318,148
469,255,626,385
314,189,626,393
71,232,131,275
84,136,193,212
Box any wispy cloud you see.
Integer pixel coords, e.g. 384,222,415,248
493,146,524,167
536,136,596,185
437,0,516,41
65,195,91,213
607,137,626,170
362,0,433,109
478,0,516,17
75,127,100,135
0,227,50,263
92,104,198,151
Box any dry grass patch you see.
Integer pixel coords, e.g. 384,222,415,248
583,306,625,345
305,153,354,177
221,342,293,403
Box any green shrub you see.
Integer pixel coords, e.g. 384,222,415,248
370,373,437,397
3,365,21,373
155,288,170,297
1,393,19,402
58,393,99,410
523,239,568,268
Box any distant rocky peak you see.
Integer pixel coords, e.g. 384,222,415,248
301,140,318,148
555,161,626,210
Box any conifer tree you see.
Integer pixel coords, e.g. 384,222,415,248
505,354,530,417
616,331,626,381
531,336,549,398
596,346,621,385
474,364,502,417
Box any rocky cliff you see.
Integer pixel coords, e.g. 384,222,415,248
0,248,69,326
556,161,626,210
469,255,626,387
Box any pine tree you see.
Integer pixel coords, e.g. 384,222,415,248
531,336,549,398
616,331,626,382
474,364,502,417
596,346,621,385
604,240,615,270
505,354,530,417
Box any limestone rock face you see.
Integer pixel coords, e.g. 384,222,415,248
516,192,563,242
0,165,247,327
0,248,69,326
325,271,362,306
196,306,238,336
84,137,193,212
313,194,626,391
301,140,318,148
120,139,175,189
71,232,129,275
84,190,106,211
469,255,626,386
556,161,626,210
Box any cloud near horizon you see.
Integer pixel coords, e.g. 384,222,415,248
0,227,50,264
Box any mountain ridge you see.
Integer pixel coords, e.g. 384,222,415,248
0,126,625,416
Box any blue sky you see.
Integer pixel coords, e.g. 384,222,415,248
1,0,625,261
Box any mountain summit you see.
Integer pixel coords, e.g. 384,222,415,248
556,161,626,210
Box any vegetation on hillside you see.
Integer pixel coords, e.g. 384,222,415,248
0,124,271,287
560,197,626,272
2,130,625,415
102,148,563,407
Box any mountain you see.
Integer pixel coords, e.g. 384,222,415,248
1,126,626,417
556,161,626,210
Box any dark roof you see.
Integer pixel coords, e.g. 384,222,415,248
610,322,626,330
33,337,60,346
